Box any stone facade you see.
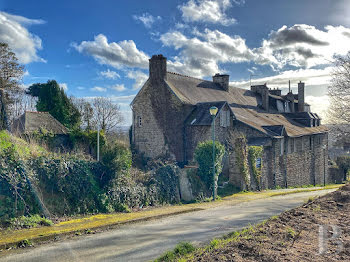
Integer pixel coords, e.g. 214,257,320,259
131,54,330,190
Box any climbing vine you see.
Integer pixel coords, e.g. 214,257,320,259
234,136,250,188
248,146,263,189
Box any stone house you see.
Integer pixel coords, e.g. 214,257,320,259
11,111,70,151
131,55,329,190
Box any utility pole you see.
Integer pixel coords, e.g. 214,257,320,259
97,122,100,161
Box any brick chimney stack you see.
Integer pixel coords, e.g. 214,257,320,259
149,54,167,81
298,81,305,112
213,74,230,92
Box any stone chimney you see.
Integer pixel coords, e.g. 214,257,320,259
298,81,305,112
149,54,167,81
213,74,230,91
262,88,269,112
251,84,269,111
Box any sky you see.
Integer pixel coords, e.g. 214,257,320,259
1,0,350,125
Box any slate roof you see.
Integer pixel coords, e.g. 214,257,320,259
165,72,327,138
11,111,68,135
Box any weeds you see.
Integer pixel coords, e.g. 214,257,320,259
312,205,321,212
286,227,296,239
7,215,53,229
154,242,195,262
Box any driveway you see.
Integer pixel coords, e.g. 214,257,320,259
0,189,335,262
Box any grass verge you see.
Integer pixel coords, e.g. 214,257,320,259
0,184,341,251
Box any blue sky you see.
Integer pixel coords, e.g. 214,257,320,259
1,0,350,125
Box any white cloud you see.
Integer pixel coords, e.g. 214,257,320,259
77,86,85,90
72,34,149,69
91,86,107,92
230,67,333,90
59,83,68,91
110,84,126,92
159,24,350,79
305,95,330,121
179,0,236,26
127,70,148,90
160,28,255,77
255,24,350,68
100,69,120,79
0,11,45,64
133,13,161,28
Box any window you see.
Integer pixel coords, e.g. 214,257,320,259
138,116,142,127
220,109,230,127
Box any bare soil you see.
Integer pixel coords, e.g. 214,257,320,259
191,184,350,262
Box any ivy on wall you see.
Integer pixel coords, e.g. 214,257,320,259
234,136,250,189
0,131,183,221
248,146,263,189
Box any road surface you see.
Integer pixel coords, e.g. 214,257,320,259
0,189,335,262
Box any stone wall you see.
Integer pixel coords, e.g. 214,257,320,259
132,78,193,162
265,133,329,188
132,81,169,159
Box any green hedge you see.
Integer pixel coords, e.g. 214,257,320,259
194,141,225,191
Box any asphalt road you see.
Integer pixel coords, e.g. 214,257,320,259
0,189,335,262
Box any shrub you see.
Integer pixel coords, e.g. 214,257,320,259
68,129,106,157
100,142,132,186
336,155,350,177
194,141,225,190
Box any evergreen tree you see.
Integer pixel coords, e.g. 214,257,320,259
27,80,81,129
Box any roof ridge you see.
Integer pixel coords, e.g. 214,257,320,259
167,71,247,91
167,71,210,82
25,111,48,114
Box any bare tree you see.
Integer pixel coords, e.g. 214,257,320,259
92,97,123,133
72,97,94,130
328,52,350,138
8,88,37,122
0,43,24,130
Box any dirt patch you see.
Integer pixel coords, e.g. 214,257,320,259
190,184,350,262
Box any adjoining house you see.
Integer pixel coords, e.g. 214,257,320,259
131,54,329,190
11,111,68,135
